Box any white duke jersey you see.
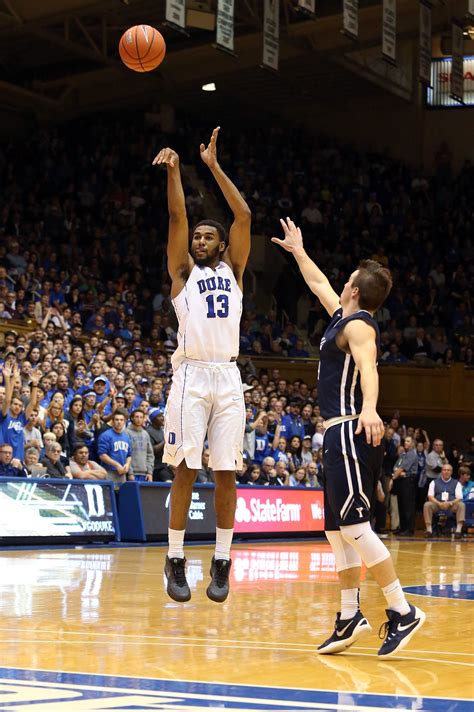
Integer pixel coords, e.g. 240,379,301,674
171,261,242,370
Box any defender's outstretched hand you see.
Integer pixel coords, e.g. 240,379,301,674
271,217,304,254
200,127,220,168
152,148,179,168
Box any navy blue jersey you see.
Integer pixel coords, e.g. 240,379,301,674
318,308,380,420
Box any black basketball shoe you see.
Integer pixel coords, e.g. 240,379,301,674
206,556,231,602
378,604,426,657
316,611,372,654
164,556,191,602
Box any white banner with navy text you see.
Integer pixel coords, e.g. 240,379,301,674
263,0,280,70
343,0,358,40
166,0,186,29
418,1,432,85
450,22,464,103
216,0,234,52
382,0,396,64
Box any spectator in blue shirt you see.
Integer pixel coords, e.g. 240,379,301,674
97,408,132,483
286,401,306,441
0,365,39,461
0,444,26,477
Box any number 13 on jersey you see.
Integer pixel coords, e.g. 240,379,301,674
206,294,229,318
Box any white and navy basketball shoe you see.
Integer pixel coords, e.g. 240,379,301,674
316,611,372,654
378,604,426,657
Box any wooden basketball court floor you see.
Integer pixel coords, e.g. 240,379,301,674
0,539,472,710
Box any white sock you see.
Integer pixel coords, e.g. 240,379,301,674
215,527,233,561
341,588,359,619
168,528,185,559
382,579,411,615
456,523,462,533
426,524,432,533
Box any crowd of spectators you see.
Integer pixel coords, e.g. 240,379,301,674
0,113,472,531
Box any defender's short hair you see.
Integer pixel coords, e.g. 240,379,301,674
352,259,393,312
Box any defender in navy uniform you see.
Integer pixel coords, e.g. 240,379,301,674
272,218,425,658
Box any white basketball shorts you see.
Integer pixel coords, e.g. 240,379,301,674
163,359,245,471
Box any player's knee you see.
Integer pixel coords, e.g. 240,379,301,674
325,530,361,572
340,521,390,568
174,460,197,484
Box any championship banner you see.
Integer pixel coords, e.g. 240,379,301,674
262,0,280,71
450,22,464,103
382,0,397,64
297,0,316,15
165,0,186,30
342,0,359,41
216,0,234,53
469,0,474,21
419,1,432,85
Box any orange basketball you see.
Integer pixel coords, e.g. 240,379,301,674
119,25,166,72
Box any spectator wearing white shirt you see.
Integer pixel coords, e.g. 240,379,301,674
424,464,465,539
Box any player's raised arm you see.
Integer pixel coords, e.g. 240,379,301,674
200,127,251,286
152,147,191,293
272,217,339,317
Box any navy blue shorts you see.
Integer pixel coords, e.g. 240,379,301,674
321,420,383,531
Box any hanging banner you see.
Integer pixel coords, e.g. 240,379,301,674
298,0,316,15
216,0,234,53
419,1,432,85
263,0,279,71
469,1,474,20
382,0,397,64
166,0,186,30
451,22,464,103
342,0,359,40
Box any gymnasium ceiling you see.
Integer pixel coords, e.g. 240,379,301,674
0,0,471,127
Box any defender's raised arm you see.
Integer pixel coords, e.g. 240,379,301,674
272,217,339,317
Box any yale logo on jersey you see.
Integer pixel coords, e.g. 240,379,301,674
197,276,231,294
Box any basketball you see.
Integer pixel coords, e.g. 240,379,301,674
119,25,166,72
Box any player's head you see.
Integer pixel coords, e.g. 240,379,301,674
191,220,227,266
340,259,392,313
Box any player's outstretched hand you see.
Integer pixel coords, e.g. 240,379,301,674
271,217,304,254
355,407,384,447
200,127,220,168
152,148,179,168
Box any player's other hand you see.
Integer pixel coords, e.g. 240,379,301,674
152,148,179,168
200,127,220,168
271,217,304,254
356,407,384,447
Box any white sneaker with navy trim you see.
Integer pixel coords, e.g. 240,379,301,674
378,604,426,657
316,611,372,654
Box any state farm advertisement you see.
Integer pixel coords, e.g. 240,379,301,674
234,487,325,534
